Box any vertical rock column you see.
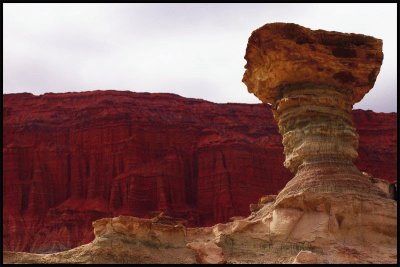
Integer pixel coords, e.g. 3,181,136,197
242,23,388,204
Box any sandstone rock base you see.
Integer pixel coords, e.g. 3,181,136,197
4,177,396,264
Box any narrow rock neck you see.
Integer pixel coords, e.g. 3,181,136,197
271,84,387,202
272,84,358,174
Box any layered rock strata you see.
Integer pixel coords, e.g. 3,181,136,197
273,84,387,205
243,22,388,200
2,91,290,253
2,23,397,264
3,91,396,253
242,22,397,260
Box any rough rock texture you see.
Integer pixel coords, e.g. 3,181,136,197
3,90,397,253
2,22,398,263
4,195,397,264
2,91,289,253
4,216,197,264
243,22,393,201
242,22,383,104
353,110,398,186
292,250,319,264
187,241,226,264
242,22,397,263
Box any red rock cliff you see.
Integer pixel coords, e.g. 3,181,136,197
3,90,397,253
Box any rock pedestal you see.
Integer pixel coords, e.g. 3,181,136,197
242,23,396,250
242,23,388,204
273,83,387,205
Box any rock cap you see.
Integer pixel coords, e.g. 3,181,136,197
242,22,383,104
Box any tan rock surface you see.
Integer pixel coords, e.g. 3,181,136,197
292,250,319,264
242,22,383,104
243,22,389,203
241,21,397,264
3,190,397,264
186,241,226,264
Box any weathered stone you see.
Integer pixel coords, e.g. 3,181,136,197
241,21,397,262
186,241,226,264
242,22,389,202
1,22,397,264
249,203,263,212
259,194,277,204
243,22,383,105
3,91,396,253
292,250,319,264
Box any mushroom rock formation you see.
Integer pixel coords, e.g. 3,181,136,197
2,23,397,264
243,22,386,200
243,22,396,252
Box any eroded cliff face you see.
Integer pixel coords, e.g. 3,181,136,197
2,90,397,253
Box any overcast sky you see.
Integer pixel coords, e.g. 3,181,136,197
3,3,397,112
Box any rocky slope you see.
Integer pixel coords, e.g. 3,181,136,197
3,90,397,253
4,194,397,264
